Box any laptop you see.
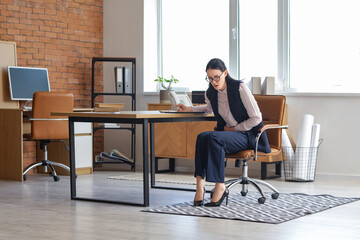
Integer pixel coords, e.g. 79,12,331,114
159,110,204,114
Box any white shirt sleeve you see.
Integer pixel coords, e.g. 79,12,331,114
233,83,262,132
192,92,213,113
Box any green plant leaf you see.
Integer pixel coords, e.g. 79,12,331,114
154,75,179,90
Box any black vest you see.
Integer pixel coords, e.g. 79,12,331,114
206,78,271,153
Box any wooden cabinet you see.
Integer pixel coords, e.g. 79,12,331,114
154,122,187,157
0,109,23,181
148,103,216,159
74,122,93,173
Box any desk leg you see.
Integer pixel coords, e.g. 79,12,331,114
150,123,155,187
69,118,76,199
142,119,150,206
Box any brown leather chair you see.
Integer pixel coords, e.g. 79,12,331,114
23,92,74,181
224,95,287,204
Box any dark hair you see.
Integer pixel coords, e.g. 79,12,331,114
205,58,237,82
206,58,227,72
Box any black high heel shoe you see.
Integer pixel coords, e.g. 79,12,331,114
193,187,206,206
204,188,229,207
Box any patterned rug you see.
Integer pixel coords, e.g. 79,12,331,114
142,192,359,224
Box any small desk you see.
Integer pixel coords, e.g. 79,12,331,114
52,111,215,206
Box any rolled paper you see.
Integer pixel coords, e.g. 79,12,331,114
282,129,294,158
282,129,295,176
296,114,314,148
310,124,321,148
293,114,314,180
308,124,321,179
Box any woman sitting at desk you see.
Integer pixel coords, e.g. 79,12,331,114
176,58,271,207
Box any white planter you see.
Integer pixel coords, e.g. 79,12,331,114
159,89,171,103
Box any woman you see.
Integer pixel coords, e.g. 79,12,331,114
177,58,271,207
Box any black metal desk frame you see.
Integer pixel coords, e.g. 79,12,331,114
68,114,215,207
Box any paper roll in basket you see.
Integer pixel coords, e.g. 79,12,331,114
293,114,314,180
282,130,295,176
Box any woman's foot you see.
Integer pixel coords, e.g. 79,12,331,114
211,183,226,202
204,183,229,207
193,187,205,206
193,176,205,206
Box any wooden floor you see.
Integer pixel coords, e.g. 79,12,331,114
0,171,359,240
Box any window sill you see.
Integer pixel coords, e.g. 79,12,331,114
145,89,360,97
143,91,159,96
276,88,360,97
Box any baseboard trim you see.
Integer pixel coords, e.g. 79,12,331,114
315,173,360,181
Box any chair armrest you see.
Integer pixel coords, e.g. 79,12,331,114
259,124,284,133
254,124,288,161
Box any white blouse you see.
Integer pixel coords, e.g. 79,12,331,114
192,83,262,132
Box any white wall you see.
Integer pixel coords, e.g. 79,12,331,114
103,0,157,169
285,95,360,177
103,0,360,178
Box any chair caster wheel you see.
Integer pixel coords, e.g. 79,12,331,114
258,197,266,204
271,193,279,199
53,176,60,182
23,175,27,181
241,191,247,196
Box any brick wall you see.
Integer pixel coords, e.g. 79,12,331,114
0,0,104,171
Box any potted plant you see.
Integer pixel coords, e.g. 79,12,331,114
154,75,179,103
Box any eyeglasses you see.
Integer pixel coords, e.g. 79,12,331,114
205,71,224,83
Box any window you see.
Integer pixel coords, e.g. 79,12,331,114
161,0,229,91
289,0,360,91
144,0,360,93
144,0,278,92
239,0,278,82
144,0,229,91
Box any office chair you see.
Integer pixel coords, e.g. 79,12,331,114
23,92,74,181
221,95,287,204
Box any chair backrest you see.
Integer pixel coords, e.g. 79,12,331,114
254,95,286,150
31,92,74,140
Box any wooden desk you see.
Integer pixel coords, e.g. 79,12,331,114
52,110,215,206
0,108,93,181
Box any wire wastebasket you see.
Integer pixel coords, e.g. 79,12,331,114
282,139,323,182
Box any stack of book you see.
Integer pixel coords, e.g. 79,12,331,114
94,103,124,112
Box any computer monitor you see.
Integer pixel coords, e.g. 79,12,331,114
8,66,50,101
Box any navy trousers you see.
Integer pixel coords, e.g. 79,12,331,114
194,131,250,183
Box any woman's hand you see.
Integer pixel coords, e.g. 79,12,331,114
224,126,236,131
176,103,192,112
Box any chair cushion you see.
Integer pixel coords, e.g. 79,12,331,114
225,147,283,163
